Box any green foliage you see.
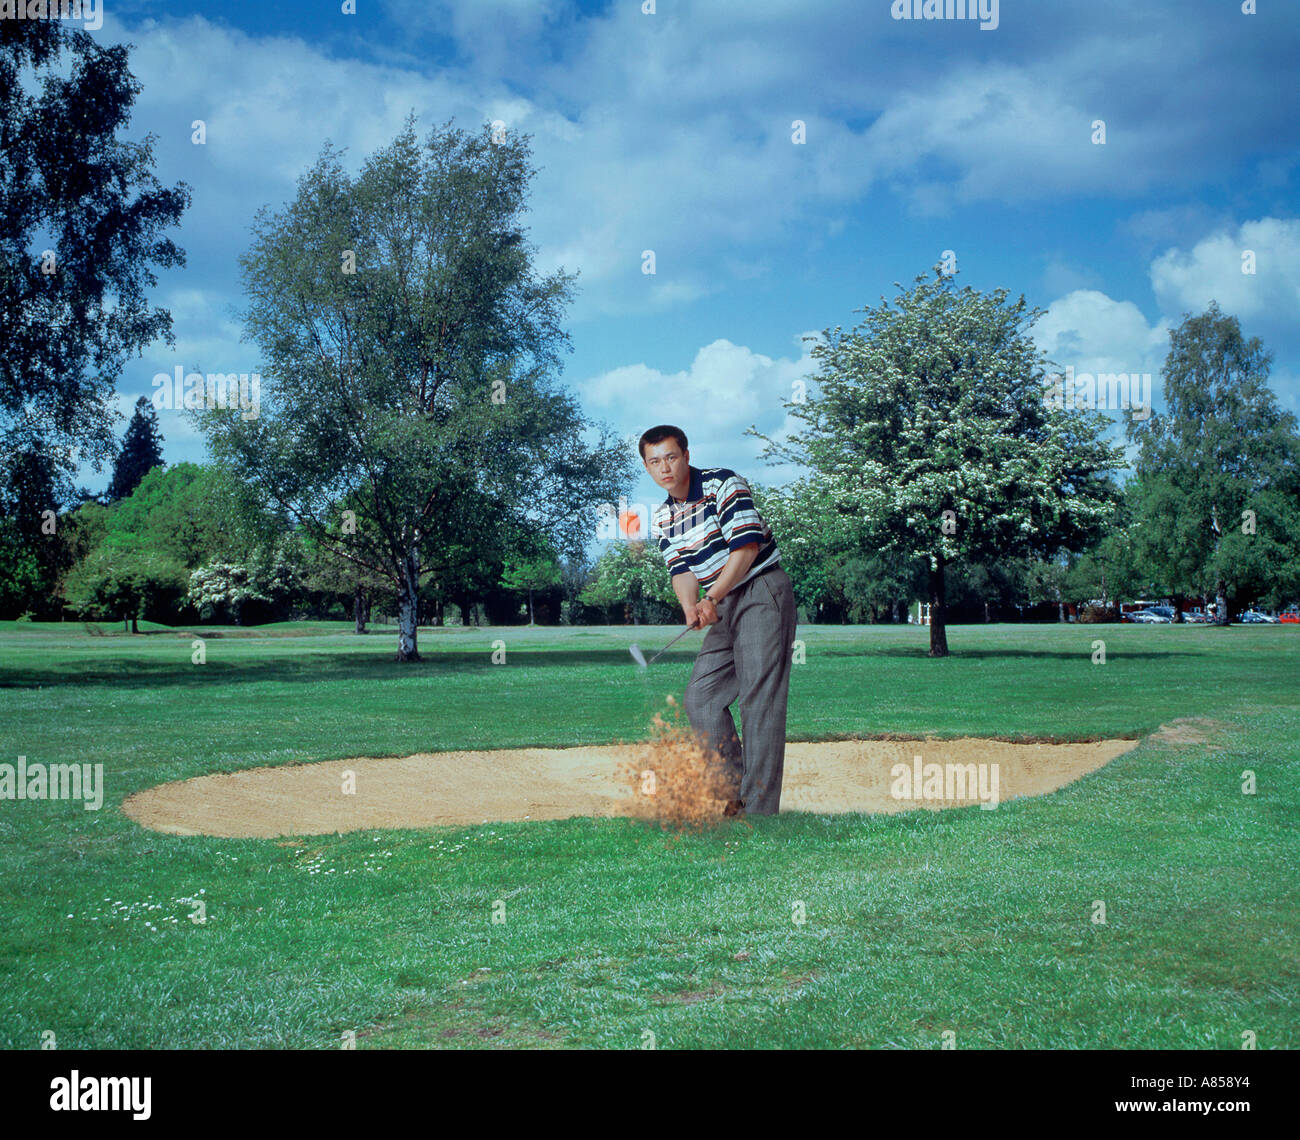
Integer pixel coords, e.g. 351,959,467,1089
0,18,189,468
757,269,1126,570
0,519,42,617
299,528,394,620
184,540,304,625
57,465,284,624
63,546,189,626
1125,302,1300,612
580,541,676,621
102,462,276,569
107,396,165,502
500,553,562,595
500,540,563,624
0,444,69,616
198,116,631,657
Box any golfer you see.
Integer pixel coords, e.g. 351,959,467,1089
641,425,798,816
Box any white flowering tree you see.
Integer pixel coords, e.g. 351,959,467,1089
579,540,676,624
755,268,1126,655
185,539,302,624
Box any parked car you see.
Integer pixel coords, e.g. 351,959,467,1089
1147,605,1178,621
1279,610,1299,624
1181,609,1207,623
1239,611,1278,623
1126,609,1170,624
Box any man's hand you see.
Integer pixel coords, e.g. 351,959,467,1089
695,597,720,626
683,600,700,629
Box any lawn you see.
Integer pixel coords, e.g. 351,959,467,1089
1,619,1296,1048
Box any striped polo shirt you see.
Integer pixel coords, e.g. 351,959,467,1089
651,466,781,589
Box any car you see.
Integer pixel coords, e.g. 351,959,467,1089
1181,610,1207,623
1147,605,1178,621
1280,610,1299,624
1239,611,1277,623
1127,610,1170,623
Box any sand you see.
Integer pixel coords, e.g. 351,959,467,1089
121,735,1143,839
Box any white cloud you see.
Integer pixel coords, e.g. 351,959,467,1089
579,334,818,500
1149,217,1300,324
1033,290,1169,379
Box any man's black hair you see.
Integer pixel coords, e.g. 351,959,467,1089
638,424,688,458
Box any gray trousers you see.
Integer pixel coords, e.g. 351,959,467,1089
682,566,798,815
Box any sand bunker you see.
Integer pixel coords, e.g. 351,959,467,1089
122,736,1140,838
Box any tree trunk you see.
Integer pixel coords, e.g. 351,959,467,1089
527,588,535,625
928,556,949,657
984,600,991,623
354,585,367,634
1215,579,1229,626
129,615,138,634
1058,599,1065,622
396,547,420,661
893,599,902,623
123,614,130,633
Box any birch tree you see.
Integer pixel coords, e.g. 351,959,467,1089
199,118,628,659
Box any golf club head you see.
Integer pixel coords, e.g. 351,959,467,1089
628,643,648,669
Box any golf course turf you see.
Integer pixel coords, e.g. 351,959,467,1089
2,619,1296,1049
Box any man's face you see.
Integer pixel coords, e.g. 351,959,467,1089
642,438,689,494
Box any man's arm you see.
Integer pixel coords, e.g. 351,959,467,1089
703,542,759,602
673,569,702,628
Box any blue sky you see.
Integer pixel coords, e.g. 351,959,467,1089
67,0,1299,518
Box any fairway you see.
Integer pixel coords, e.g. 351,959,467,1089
2,620,1297,1050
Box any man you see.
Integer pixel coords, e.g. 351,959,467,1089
641,424,798,817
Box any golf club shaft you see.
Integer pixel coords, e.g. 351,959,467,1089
649,622,697,663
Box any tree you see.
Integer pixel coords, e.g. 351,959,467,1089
751,479,857,620
0,441,71,617
300,531,393,631
184,539,303,625
0,519,41,618
1024,555,1069,622
102,462,278,570
579,541,677,624
0,18,189,470
64,545,188,632
1125,303,1300,624
756,268,1126,655
199,117,630,660
107,396,165,501
58,463,283,625
1062,480,1147,609
558,554,594,625
500,538,562,625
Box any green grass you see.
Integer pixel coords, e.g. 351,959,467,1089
1,619,1296,1048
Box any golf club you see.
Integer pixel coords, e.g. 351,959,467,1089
629,623,697,667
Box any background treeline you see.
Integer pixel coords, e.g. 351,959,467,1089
3,23,1297,638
